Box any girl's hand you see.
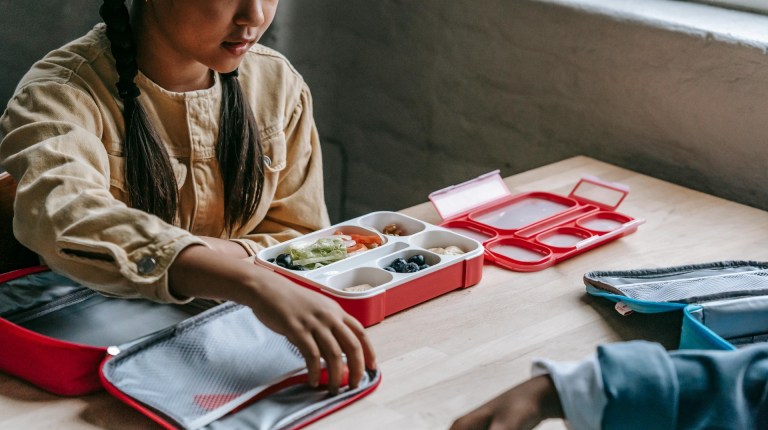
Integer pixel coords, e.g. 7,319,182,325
449,375,563,430
169,244,377,395
240,267,377,394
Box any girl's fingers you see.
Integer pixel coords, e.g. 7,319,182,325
331,322,365,389
344,315,377,370
290,329,322,388
313,328,344,394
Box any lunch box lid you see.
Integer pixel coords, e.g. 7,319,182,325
429,171,630,222
428,171,641,272
428,170,512,221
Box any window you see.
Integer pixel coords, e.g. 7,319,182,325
693,0,768,14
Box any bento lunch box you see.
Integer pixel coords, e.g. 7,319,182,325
255,211,485,327
429,170,644,271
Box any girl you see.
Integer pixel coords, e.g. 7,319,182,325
0,0,375,394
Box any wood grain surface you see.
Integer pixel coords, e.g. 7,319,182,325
2,156,767,429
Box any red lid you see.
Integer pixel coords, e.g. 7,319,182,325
429,170,512,220
568,175,629,211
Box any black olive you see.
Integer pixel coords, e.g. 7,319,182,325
384,266,396,272
419,264,430,271
404,262,420,273
390,258,407,273
290,264,307,271
276,253,293,268
407,254,425,266
267,258,275,263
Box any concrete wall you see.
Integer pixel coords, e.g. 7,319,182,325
274,0,768,221
0,1,101,111
0,1,101,177
2,1,767,223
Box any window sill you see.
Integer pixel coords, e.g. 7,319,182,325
539,0,768,50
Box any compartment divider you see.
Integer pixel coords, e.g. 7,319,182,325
516,205,597,238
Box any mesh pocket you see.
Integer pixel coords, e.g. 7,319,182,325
102,303,305,430
617,269,768,303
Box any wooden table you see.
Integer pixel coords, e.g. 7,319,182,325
2,156,768,429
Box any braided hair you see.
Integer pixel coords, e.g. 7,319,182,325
100,0,265,232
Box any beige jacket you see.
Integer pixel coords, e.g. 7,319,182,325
0,24,330,303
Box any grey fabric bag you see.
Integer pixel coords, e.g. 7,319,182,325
584,260,768,350
0,269,380,429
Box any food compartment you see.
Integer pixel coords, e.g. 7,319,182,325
257,224,386,271
576,211,633,233
536,227,593,251
256,212,485,327
408,229,483,257
358,211,427,237
469,192,577,232
301,242,409,281
378,249,443,275
486,237,553,271
326,267,395,295
440,220,497,244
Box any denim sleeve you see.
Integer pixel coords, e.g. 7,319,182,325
532,355,606,430
599,341,768,430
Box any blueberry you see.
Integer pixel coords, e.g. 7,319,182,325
276,253,292,268
407,255,425,266
404,262,420,273
390,258,407,273
419,264,430,271
384,266,396,272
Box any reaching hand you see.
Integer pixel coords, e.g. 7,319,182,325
168,245,377,395
242,266,377,394
449,375,563,430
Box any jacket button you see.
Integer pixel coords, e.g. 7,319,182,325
137,256,157,275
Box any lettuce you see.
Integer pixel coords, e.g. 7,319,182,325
290,237,348,269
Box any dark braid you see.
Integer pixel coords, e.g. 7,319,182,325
100,0,178,223
218,69,265,232
100,0,265,231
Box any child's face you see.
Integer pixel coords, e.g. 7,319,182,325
142,0,279,73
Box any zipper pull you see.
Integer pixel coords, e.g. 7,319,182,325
614,301,634,316
107,346,121,356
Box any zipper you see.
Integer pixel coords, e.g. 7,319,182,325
6,288,96,324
